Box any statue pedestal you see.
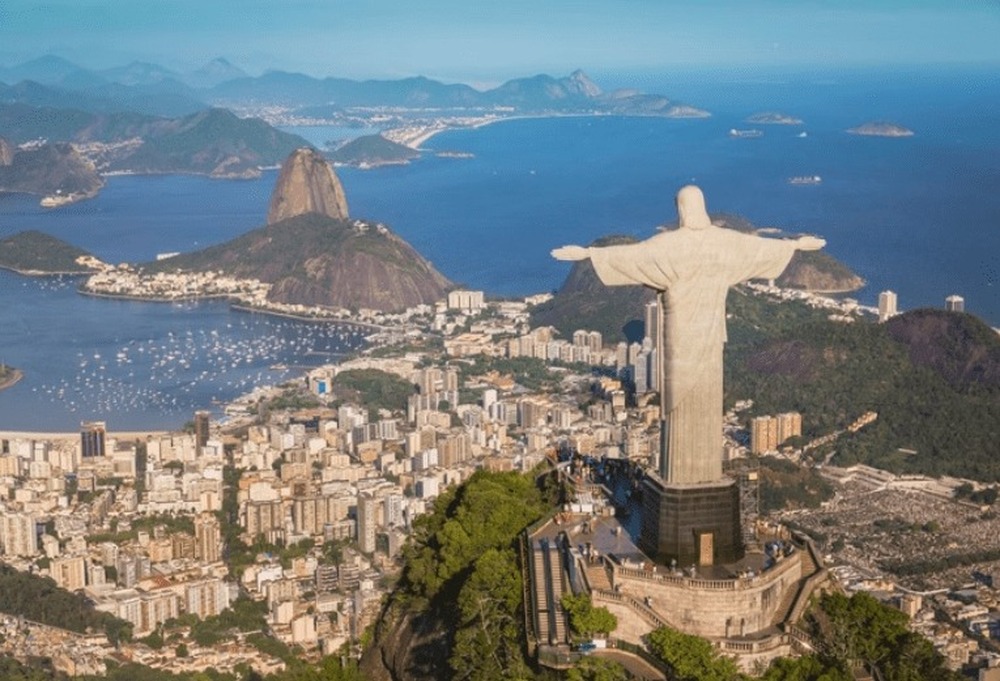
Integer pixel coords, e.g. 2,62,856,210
639,476,743,567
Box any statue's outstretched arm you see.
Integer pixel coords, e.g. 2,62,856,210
794,236,826,251
551,245,590,261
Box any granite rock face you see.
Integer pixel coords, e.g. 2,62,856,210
259,215,452,313
776,250,865,293
150,212,452,313
267,147,349,225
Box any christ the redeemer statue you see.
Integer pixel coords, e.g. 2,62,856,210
553,185,824,485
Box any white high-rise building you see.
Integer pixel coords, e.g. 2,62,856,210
186,578,230,619
194,513,221,563
644,300,660,348
632,349,652,394
945,295,965,313
878,290,898,322
357,494,377,554
447,290,485,313
1,512,37,557
384,494,405,529
50,555,87,591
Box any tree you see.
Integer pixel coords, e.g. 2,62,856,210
646,625,742,681
566,656,631,681
393,470,550,679
818,591,961,681
561,593,617,638
402,470,546,602
759,654,850,681
449,548,529,680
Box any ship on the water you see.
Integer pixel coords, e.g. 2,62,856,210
788,175,822,185
729,128,763,138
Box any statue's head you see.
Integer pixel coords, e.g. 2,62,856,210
676,185,712,230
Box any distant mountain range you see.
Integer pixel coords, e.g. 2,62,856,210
0,56,706,199
0,56,705,119
0,55,244,115
0,107,307,180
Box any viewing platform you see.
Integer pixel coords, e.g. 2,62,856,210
524,460,828,673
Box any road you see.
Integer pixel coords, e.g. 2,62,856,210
593,648,666,680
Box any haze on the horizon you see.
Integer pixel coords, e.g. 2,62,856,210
1,0,997,84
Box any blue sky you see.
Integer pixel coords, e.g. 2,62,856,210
1,0,997,83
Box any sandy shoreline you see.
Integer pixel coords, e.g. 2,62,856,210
385,112,607,150
386,108,711,151
77,287,391,329
0,428,170,440
0,265,91,277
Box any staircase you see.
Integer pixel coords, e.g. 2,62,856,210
529,538,571,645
546,540,569,643
584,561,613,592
532,541,551,641
772,542,823,628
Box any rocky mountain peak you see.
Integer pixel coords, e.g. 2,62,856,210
187,57,248,88
565,69,602,98
267,147,349,225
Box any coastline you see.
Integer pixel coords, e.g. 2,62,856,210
77,287,393,331
229,304,391,330
0,369,23,392
0,265,92,277
388,110,707,150
0,427,169,440
379,112,612,151
77,287,232,304
804,286,866,295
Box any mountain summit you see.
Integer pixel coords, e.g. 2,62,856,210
565,69,602,98
149,147,451,312
267,147,349,225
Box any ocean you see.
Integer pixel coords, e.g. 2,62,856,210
1,65,997,431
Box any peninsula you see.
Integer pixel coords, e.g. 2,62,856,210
0,138,103,206
83,148,452,314
0,231,103,275
327,134,420,167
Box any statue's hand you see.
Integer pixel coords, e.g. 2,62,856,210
795,235,826,251
551,245,590,261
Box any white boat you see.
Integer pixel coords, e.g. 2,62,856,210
788,175,822,185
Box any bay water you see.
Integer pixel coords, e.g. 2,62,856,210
1,66,997,430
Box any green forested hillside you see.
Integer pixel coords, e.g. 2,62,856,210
364,469,553,681
0,565,132,643
726,307,1000,480
0,231,95,274
327,134,419,166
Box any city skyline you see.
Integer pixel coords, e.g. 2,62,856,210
1,1,997,85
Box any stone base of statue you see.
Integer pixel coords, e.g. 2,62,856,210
639,475,743,567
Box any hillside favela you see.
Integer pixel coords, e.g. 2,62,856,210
1,3,1000,681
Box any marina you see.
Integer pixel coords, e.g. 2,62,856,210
0,271,369,430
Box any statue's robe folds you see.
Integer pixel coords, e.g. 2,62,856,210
588,226,799,484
